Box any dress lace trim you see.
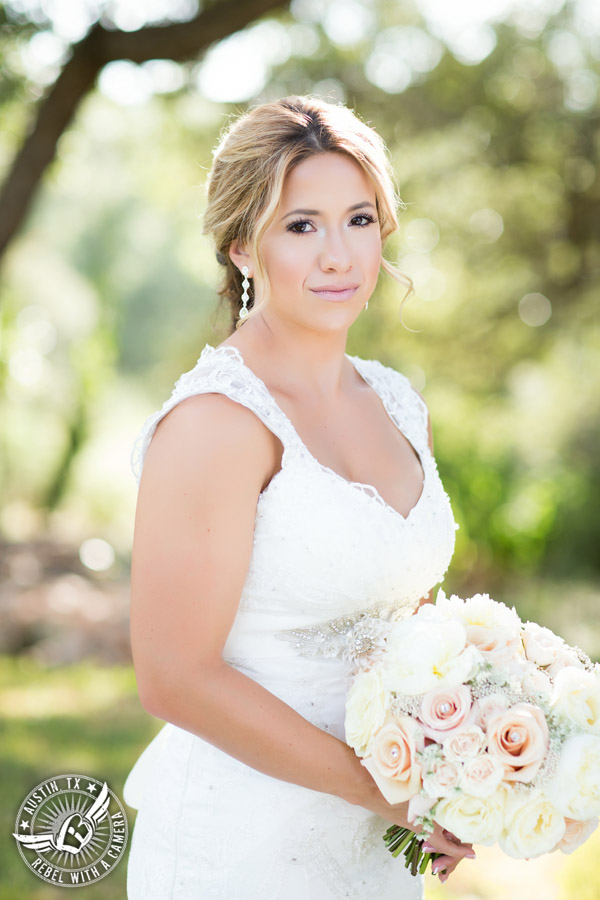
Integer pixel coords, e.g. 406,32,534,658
130,343,434,528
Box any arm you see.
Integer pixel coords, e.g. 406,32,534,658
130,393,380,804
129,392,471,868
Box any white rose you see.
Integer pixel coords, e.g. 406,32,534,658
548,648,587,677
499,792,565,859
345,667,388,756
553,817,599,855
443,726,487,763
382,615,481,695
522,622,566,667
460,753,505,798
436,590,522,661
434,786,506,845
546,733,600,819
422,757,462,799
521,666,553,699
551,666,600,734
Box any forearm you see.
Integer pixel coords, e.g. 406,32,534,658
141,659,392,813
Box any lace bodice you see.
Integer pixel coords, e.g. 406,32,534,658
130,343,458,702
125,343,458,900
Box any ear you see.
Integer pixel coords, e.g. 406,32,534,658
228,240,253,276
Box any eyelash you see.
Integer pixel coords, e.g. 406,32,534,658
286,213,378,235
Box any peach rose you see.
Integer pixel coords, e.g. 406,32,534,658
419,685,475,742
553,817,598,855
473,693,510,731
361,716,424,804
443,726,486,763
460,753,505,798
486,703,549,783
422,757,462,799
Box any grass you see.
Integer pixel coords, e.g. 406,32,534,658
0,655,162,899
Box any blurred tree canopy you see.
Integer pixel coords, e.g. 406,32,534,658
0,0,598,642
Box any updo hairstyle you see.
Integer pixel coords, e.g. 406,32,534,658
202,94,413,332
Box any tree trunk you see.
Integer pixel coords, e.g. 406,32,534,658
0,0,287,264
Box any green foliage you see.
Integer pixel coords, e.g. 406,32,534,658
0,0,598,596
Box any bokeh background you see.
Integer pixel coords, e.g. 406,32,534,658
1,0,599,896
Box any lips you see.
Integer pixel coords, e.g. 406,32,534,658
310,285,359,301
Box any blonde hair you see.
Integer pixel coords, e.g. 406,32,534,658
202,94,413,332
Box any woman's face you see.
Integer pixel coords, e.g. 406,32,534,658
239,151,382,332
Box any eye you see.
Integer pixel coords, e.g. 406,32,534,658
286,212,378,235
351,213,377,227
286,218,313,234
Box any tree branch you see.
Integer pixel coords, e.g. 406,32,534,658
0,0,287,262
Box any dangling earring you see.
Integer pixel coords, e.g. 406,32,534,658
239,266,250,319
365,299,369,310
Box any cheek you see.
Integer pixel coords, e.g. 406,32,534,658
264,238,310,286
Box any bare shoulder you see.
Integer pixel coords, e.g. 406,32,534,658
142,391,282,496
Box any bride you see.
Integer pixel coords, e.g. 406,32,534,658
124,94,474,898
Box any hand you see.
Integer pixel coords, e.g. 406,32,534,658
347,757,475,883
420,824,476,884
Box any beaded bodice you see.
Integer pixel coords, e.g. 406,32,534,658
130,343,458,732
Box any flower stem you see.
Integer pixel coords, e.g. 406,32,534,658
382,827,442,876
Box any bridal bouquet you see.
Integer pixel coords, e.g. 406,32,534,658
344,590,600,875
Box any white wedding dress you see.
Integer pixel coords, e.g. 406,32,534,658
124,343,459,900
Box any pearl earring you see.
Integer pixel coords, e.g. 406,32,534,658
240,266,250,319
365,299,369,310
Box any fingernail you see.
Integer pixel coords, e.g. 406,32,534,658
439,873,448,884
422,843,435,853
466,851,476,859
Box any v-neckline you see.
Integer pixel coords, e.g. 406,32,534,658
207,343,427,523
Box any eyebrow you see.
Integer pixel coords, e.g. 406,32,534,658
280,201,377,221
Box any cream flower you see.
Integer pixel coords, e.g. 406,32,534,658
361,716,424,804
434,786,506,845
345,667,388,757
486,703,549,783
521,666,553,700
553,817,599,855
435,590,522,662
499,792,566,859
459,753,505,798
522,621,570,668
382,614,481,695
551,666,600,734
547,733,600,820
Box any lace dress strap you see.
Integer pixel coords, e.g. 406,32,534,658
130,344,300,484
348,355,430,458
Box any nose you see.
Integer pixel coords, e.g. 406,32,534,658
318,226,352,271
